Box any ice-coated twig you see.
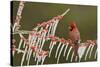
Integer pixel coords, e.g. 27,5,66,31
61,8,70,16
13,1,25,32
55,42,62,58
15,49,25,53
66,47,72,60
12,30,31,34
57,44,65,63
85,44,92,60
13,23,18,32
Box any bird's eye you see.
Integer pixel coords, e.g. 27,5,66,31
68,26,71,30
68,26,73,31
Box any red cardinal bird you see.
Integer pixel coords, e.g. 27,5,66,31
68,21,81,57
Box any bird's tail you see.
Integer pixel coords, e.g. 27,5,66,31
74,44,79,56
73,44,79,62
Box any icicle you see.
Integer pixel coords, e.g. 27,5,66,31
40,38,45,51
32,36,38,46
27,49,32,65
36,56,40,65
12,46,16,57
26,33,38,60
12,45,16,56
34,47,40,61
41,51,48,65
35,37,40,47
38,56,42,62
75,56,78,62
23,41,26,48
94,49,97,59
71,51,74,62
38,30,45,49
33,52,35,57
52,20,59,36
26,32,34,60
63,43,69,56
50,22,55,35
36,54,42,65
55,42,62,58
41,55,46,65
35,53,38,61
38,37,42,47
66,47,72,60
26,46,31,60
21,46,28,66
47,23,52,36
28,33,32,45
49,43,54,57
57,44,65,63
49,41,53,49
30,27,39,46
36,27,43,47
12,51,15,57
31,31,38,46
40,30,47,50
17,38,23,53
85,44,92,60
36,59,39,65
89,45,94,58
49,42,56,57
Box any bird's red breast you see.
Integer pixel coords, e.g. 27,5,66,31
68,21,80,43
